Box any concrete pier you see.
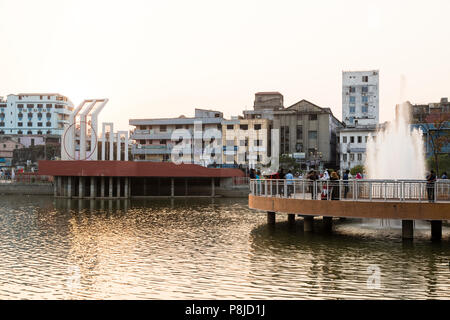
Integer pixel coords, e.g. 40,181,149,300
90,177,96,198
117,177,121,198
79,177,84,198
109,177,113,198
431,220,442,241
101,177,105,198
67,177,72,198
402,220,414,240
267,211,276,225
304,216,314,232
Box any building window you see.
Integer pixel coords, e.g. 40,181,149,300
358,136,362,143
46,104,52,108
362,106,368,113
349,96,356,104
309,131,317,139
27,104,34,109
343,136,347,143
349,117,354,123
349,86,356,93
365,136,368,143
27,122,32,127
17,104,24,109
296,125,303,140
226,124,234,130
362,76,368,82
37,131,42,135
18,130,23,134
37,104,43,108
46,113,51,118
240,124,248,130
362,96,369,103
47,130,51,134
350,106,355,113
357,153,362,161
31,139,35,146
0,122,4,127
46,122,51,127
27,131,32,134
18,122,23,127
343,153,347,162
350,153,355,161
350,136,355,143
159,125,167,132
254,124,261,130
37,112,42,119
362,86,368,93
254,140,262,146
37,122,42,127
28,112,33,118
309,114,317,121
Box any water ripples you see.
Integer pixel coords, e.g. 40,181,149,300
0,195,448,299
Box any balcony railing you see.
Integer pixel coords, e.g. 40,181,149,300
250,179,450,203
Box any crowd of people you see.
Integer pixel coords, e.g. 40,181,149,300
249,167,448,202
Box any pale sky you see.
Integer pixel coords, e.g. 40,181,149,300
0,0,449,131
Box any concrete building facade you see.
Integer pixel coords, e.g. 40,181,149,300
342,70,379,126
129,109,224,165
338,125,379,171
244,93,343,169
0,93,73,136
221,117,271,169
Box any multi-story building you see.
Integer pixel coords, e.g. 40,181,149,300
342,70,379,127
0,136,24,167
221,117,271,169
398,98,450,157
0,93,73,136
129,109,224,165
338,125,381,171
244,92,343,169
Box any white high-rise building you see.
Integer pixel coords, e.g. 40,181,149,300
342,70,379,127
0,93,73,136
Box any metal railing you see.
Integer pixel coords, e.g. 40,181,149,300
250,179,450,202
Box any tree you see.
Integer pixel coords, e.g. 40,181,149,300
350,165,365,176
422,112,450,176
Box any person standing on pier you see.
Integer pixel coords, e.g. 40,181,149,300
285,170,294,198
343,169,350,199
426,170,437,202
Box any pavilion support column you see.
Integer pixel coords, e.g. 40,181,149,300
109,177,113,198
288,214,295,226
53,176,58,197
402,220,414,240
90,177,96,198
79,177,85,199
101,177,105,198
171,178,174,198
431,220,442,241
67,177,72,198
267,211,276,225
58,176,63,197
117,177,121,198
124,177,129,199
304,216,314,232
323,216,333,233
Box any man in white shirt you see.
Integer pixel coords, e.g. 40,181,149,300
285,170,294,197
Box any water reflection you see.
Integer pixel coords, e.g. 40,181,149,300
0,195,448,299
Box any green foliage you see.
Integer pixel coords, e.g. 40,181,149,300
350,165,365,176
279,154,300,171
427,154,450,176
